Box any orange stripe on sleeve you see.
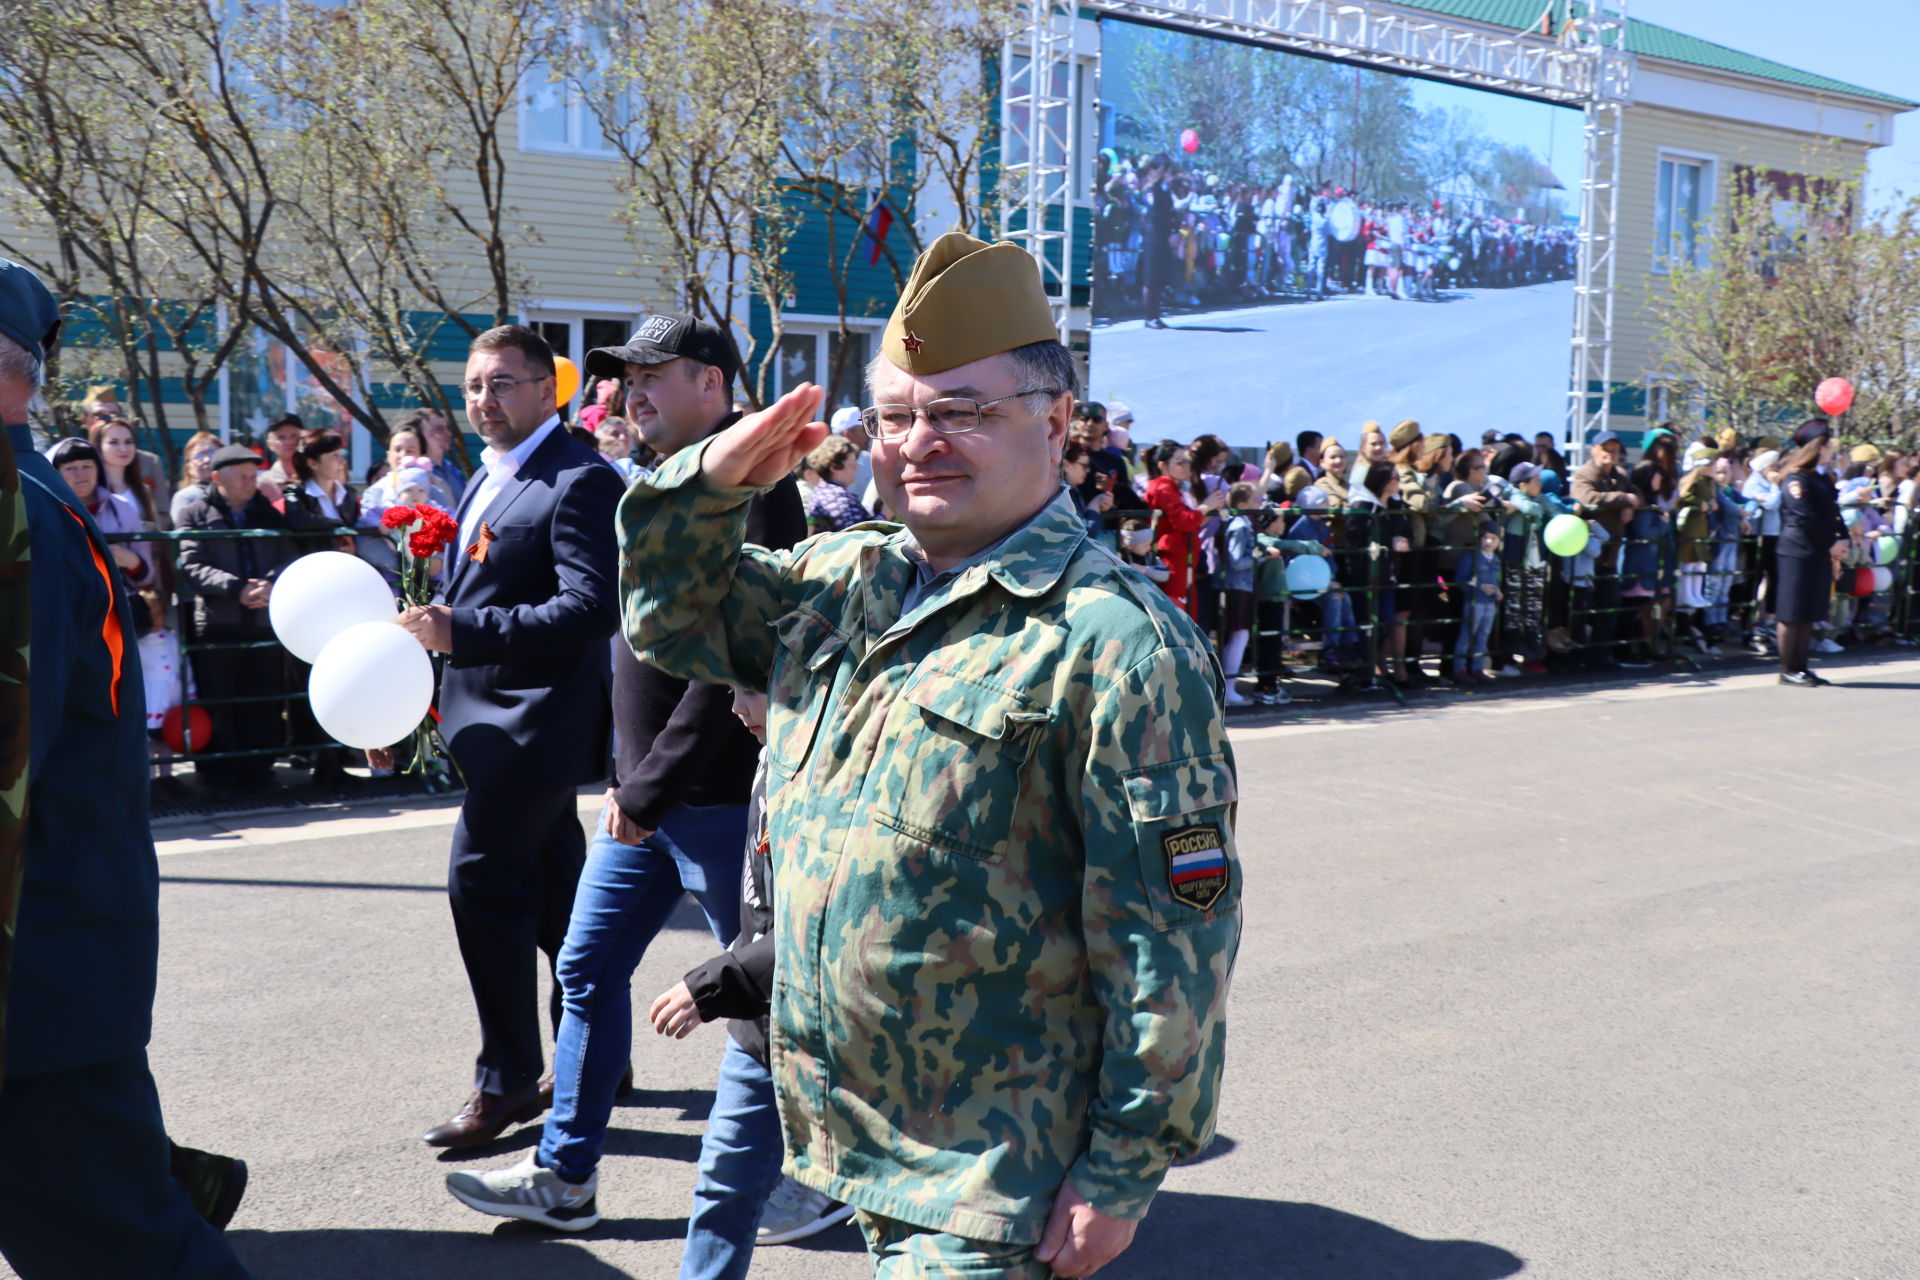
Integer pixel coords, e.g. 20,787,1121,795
62,506,125,717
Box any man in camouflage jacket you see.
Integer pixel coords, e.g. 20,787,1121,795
618,233,1239,1278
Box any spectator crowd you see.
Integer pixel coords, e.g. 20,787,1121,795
30,383,665,801
1056,401,1920,703
32,377,1920,806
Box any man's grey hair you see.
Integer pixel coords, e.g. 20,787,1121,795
0,331,44,390
0,331,48,422
864,339,1080,408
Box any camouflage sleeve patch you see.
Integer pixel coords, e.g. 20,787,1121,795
1070,643,1239,1219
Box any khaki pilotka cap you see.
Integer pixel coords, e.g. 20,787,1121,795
1389,420,1421,450
881,232,1058,376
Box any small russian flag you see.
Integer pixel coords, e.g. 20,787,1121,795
863,201,895,265
1171,844,1227,887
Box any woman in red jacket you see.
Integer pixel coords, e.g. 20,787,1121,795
1141,441,1222,616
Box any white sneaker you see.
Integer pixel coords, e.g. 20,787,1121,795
757,1177,855,1245
1223,686,1252,707
445,1154,599,1232
1497,664,1522,678
1257,688,1292,705
1813,636,1844,654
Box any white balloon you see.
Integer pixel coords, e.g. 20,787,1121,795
269,551,397,663
308,620,434,749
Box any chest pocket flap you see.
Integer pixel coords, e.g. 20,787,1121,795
880,674,1053,859
905,674,1052,745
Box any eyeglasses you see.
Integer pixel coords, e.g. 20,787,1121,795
861,389,1062,440
461,374,546,402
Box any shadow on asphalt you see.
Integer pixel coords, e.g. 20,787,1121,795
159,875,444,893
227,1227,638,1277
616,1085,712,1119
1109,1194,1524,1279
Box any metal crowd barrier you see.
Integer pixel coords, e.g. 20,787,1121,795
98,524,440,788
109,501,1920,778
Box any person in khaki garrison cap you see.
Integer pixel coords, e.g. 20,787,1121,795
616,232,1239,1278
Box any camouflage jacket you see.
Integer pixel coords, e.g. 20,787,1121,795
618,445,1241,1244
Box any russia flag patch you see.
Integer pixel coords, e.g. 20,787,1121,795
1164,823,1228,911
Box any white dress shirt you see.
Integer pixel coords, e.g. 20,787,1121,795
460,414,560,553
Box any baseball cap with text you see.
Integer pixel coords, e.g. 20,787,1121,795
585,313,741,386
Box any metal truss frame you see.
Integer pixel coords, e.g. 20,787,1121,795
999,0,1080,345
999,0,1634,443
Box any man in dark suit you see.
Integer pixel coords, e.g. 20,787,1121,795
398,325,624,1148
1,257,251,1278
444,314,811,1234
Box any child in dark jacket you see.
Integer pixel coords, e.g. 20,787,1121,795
650,690,853,1274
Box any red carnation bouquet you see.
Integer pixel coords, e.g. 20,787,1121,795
380,504,464,784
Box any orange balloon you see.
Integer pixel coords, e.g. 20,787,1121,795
554,355,581,409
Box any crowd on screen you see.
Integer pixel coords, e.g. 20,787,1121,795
1092,150,1578,323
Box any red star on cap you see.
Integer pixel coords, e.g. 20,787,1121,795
901,330,924,353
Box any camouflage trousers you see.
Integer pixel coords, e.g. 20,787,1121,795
857,1210,1058,1279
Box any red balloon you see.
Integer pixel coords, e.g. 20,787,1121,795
1853,565,1878,597
161,704,213,754
1179,128,1200,155
1815,377,1854,417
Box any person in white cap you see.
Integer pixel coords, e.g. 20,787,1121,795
828,406,875,512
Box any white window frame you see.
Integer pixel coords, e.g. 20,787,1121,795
772,315,886,410
517,58,619,159
522,303,644,411
1653,148,1717,273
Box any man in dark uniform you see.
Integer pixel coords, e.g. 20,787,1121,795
1774,419,1847,686
0,258,251,1278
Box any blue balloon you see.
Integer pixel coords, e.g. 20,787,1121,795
1285,554,1332,599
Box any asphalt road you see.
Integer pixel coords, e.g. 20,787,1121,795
1089,281,1577,448
24,655,1917,1280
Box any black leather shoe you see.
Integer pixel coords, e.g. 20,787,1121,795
170,1143,247,1230
1778,671,1823,687
422,1085,546,1148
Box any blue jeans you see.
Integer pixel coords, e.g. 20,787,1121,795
538,801,746,1182
680,1039,786,1280
1320,589,1359,661
1455,599,1497,673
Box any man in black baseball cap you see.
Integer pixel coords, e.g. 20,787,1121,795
584,313,743,459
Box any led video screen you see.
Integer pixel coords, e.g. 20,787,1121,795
1089,20,1582,450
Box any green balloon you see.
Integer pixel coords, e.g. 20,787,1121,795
1544,513,1590,558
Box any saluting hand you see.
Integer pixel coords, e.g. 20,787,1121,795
703,382,830,490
